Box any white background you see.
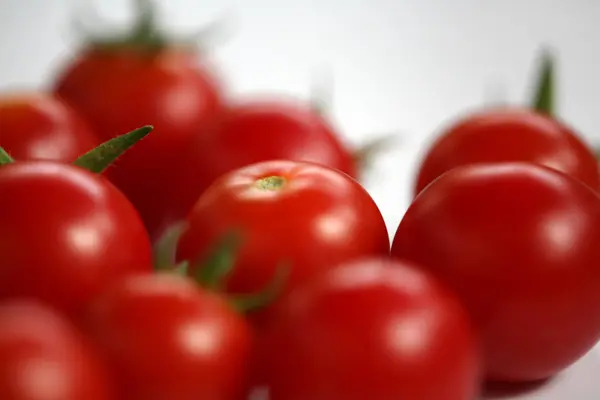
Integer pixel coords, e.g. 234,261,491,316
1,0,600,398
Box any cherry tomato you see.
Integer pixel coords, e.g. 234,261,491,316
85,272,252,400
0,161,152,318
414,107,600,195
258,258,480,400
175,160,390,319
0,92,99,161
0,299,114,400
53,49,224,241
163,98,357,241
392,162,600,382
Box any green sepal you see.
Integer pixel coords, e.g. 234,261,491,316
0,147,15,165
73,125,153,173
229,262,291,314
531,49,555,115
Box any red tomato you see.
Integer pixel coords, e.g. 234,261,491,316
85,272,252,400
0,161,152,318
0,92,99,161
0,300,114,400
258,258,480,400
175,160,390,318
53,49,224,240
392,162,600,382
414,107,600,195
163,98,357,241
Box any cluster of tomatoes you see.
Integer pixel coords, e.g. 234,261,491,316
2,1,600,399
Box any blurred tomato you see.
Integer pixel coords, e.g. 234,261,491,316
0,300,114,400
414,107,600,195
0,161,152,318
259,258,480,400
53,47,224,241
0,92,99,161
393,162,600,382
86,273,252,399
175,160,389,320
163,98,357,241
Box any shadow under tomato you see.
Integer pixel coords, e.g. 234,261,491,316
483,377,552,398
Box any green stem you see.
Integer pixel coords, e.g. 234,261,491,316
153,222,187,271
194,230,243,290
531,49,555,115
0,147,15,165
230,263,291,313
73,125,153,173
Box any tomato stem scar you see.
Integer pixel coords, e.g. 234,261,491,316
256,176,286,190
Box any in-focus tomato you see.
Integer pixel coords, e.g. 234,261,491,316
162,98,357,241
414,107,600,195
258,258,480,400
392,162,600,382
85,272,252,400
53,44,224,241
0,300,114,400
175,160,390,319
0,92,99,161
0,161,152,318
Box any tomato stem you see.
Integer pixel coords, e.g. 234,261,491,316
193,230,243,290
0,147,15,165
530,48,555,116
153,222,187,271
73,125,153,173
256,176,286,190
353,133,400,176
229,262,291,313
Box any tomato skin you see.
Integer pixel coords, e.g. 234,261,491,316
0,300,114,400
258,258,480,400
164,99,357,240
85,273,253,400
0,92,99,162
175,160,389,317
392,162,600,382
0,161,152,318
53,49,224,240
414,107,600,195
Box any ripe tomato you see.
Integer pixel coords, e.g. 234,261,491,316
163,98,357,241
175,160,390,318
392,162,600,382
0,92,99,161
258,258,480,400
0,161,152,318
0,300,114,400
85,272,252,399
414,107,600,195
53,48,224,241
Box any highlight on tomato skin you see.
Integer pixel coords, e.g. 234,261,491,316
0,160,153,320
0,91,100,162
413,107,600,196
174,159,391,322
256,258,481,400
392,162,600,383
0,299,115,400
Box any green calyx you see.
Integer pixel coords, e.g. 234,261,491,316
0,148,15,165
0,125,153,171
156,226,290,314
256,176,287,191
530,48,555,115
73,125,153,173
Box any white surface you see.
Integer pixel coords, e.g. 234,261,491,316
1,1,600,398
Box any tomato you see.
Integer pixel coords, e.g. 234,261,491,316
85,272,252,399
414,107,600,195
0,92,99,162
258,258,480,400
163,98,357,241
0,161,152,318
175,160,390,319
0,299,114,400
392,162,600,382
53,48,224,241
